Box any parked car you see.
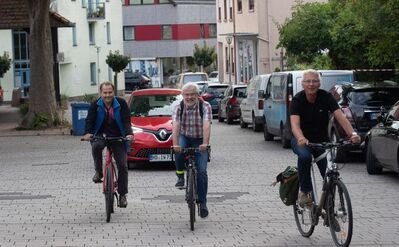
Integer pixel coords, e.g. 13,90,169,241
365,101,399,174
218,84,247,124
328,81,399,162
263,70,353,148
240,74,270,131
200,83,229,117
125,71,152,91
176,72,208,89
127,88,182,168
193,81,211,92
208,71,219,82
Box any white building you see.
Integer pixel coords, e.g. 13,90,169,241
0,0,124,102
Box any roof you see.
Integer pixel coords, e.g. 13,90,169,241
0,0,74,30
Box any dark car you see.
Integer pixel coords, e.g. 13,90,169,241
218,84,247,124
125,71,152,91
200,83,229,117
328,81,399,162
365,101,399,175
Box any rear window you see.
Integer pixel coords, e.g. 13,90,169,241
349,89,399,106
183,74,207,83
234,87,247,97
209,72,218,78
207,86,228,96
130,94,183,117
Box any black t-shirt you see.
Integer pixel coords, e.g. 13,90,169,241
290,90,339,142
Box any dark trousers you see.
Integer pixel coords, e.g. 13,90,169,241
92,140,128,196
291,137,327,193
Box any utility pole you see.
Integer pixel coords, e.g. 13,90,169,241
226,36,232,84
95,46,101,85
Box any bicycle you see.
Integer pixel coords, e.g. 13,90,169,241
171,146,210,231
293,141,353,247
82,136,129,223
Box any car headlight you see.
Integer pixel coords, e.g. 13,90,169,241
131,126,143,134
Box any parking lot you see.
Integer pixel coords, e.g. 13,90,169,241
0,120,399,246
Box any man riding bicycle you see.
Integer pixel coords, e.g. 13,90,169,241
290,69,361,208
83,81,133,208
172,82,212,218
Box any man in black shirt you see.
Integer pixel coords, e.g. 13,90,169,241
290,69,360,207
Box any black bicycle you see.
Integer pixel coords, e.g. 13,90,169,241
171,146,210,231
293,141,353,247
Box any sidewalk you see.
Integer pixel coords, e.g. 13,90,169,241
0,104,72,137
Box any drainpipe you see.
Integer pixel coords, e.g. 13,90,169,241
267,0,272,73
232,0,237,84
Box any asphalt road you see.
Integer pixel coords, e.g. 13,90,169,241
0,121,398,246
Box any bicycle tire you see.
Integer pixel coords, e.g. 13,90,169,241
293,203,315,237
327,180,353,247
187,168,195,231
105,165,114,223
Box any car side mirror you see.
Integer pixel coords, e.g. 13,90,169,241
258,90,265,98
264,92,270,99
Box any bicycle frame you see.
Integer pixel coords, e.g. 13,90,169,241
103,147,118,196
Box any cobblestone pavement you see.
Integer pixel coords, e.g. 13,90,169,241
0,120,399,246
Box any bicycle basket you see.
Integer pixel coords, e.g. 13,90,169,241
276,166,299,206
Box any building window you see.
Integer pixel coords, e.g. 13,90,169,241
123,26,135,40
237,0,242,13
249,0,254,11
225,46,229,73
229,6,233,20
129,0,153,4
231,47,235,73
72,25,77,46
90,62,97,85
200,24,205,39
208,24,216,38
162,25,172,40
82,0,87,8
218,7,221,21
159,0,169,3
223,0,227,21
106,22,111,44
89,23,95,45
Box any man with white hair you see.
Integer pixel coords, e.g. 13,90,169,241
172,82,212,218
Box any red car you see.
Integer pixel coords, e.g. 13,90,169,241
127,88,182,168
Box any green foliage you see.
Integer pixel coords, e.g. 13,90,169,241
193,43,216,69
19,103,29,116
0,52,11,78
83,94,97,103
31,113,50,129
106,50,130,73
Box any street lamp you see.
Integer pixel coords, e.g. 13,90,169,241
95,46,101,85
226,36,232,84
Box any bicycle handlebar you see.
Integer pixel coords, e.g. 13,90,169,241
81,136,130,142
307,140,352,149
170,146,211,155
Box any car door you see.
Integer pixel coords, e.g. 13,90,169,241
220,86,232,118
241,77,256,123
264,74,287,135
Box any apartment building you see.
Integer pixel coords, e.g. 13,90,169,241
217,0,326,84
122,0,216,86
0,0,124,101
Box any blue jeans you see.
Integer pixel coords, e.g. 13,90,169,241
175,135,208,204
291,137,327,193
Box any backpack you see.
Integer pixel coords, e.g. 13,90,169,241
179,100,204,121
272,166,299,206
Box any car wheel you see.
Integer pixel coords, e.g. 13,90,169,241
218,108,224,122
226,109,234,125
281,126,291,149
240,115,248,128
263,121,274,141
366,142,383,174
331,129,347,163
252,114,261,132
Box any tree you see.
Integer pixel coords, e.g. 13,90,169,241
193,43,216,72
106,50,130,95
0,52,11,82
21,0,58,129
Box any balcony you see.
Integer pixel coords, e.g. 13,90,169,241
87,2,105,21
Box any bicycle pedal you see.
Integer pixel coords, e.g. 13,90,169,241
177,186,186,190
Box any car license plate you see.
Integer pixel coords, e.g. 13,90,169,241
149,154,172,162
370,113,378,120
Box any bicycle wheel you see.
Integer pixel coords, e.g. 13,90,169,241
187,168,195,231
327,180,353,247
105,165,114,223
293,203,315,237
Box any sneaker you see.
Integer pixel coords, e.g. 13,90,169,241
92,171,103,183
175,174,185,188
199,203,209,218
298,191,312,208
119,195,127,208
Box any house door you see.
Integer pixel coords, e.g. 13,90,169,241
13,30,30,98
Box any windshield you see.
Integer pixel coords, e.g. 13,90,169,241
207,86,228,96
183,74,207,83
234,87,247,97
349,89,399,106
209,72,218,78
130,94,183,117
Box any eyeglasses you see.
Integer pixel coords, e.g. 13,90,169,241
303,79,320,84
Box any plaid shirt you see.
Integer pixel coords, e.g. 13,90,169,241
172,100,212,138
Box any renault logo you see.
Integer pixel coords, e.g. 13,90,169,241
159,129,168,140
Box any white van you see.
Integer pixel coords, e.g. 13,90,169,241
240,74,271,131
263,70,353,148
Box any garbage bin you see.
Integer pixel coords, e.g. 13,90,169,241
71,102,90,136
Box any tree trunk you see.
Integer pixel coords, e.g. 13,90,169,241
114,72,118,96
22,0,57,128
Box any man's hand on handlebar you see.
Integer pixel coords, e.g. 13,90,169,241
83,133,93,141
173,145,182,153
350,133,361,144
199,144,208,152
297,137,309,147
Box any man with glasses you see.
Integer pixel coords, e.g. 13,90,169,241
172,82,212,218
290,69,360,208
